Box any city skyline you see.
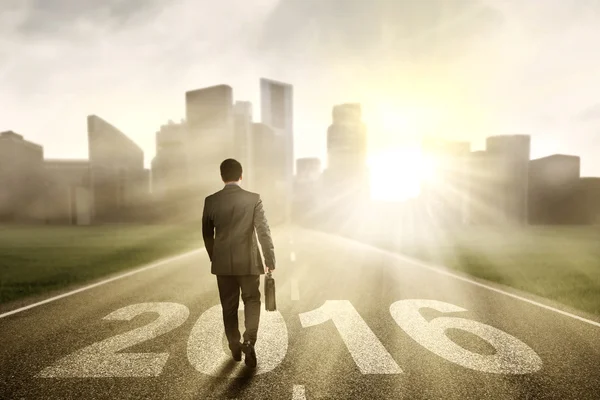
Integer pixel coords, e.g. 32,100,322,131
2,0,600,176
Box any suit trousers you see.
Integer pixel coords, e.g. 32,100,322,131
216,275,261,348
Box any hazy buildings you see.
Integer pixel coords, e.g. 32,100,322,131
44,160,92,225
575,177,600,224
485,135,531,224
326,103,367,174
251,122,286,223
233,101,254,189
314,103,369,230
260,78,294,221
324,103,368,195
0,120,147,225
152,121,188,199
88,115,146,222
529,154,581,224
296,157,322,182
186,85,235,208
293,157,322,223
0,131,45,222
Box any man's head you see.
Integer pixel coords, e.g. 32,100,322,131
220,158,243,183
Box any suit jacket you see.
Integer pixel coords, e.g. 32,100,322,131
202,183,276,275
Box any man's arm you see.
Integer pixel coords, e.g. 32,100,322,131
253,195,275,270
202,197,214,261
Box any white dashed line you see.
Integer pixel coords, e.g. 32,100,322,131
0,249,205,319
290,251,296,262
291,279,300,301
292,385,306,400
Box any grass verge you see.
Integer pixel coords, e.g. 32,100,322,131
348,226,600,317
0,224,202,305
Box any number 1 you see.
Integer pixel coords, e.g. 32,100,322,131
299,300,402,374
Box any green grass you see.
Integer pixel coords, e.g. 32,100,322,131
355,226,600,317
0,224,203,305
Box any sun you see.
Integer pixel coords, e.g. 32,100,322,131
367,148,435,202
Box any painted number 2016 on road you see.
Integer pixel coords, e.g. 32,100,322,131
38,299,542,378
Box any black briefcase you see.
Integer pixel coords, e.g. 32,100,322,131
264,272,276,311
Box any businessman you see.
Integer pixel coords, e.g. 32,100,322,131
202,158,276,368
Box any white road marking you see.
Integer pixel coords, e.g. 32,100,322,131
390,299,542,374
290,251,296,262
291,278,300,301
292,385,306,399
299,300,403,374
37,302,190,378
369,244,600,329
187,304,288,377
0,248,204,319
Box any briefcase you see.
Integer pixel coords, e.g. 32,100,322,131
264,272,277,311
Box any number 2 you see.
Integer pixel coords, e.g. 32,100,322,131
37,302,189,378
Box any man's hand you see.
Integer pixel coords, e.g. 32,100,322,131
265,266,274,274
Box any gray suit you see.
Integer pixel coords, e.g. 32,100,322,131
202,182,275,347
202,183,276,274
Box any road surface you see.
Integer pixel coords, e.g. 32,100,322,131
1,227,599,399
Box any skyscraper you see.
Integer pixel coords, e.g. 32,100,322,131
185,85,235,206
88,115,145,222
529,154,581,224
486,135,531,224
233,101,254,190
324,103,368,195
252,122,285,223
0,131,45,222
43,159,92,225
293,157,322,224
260,78,293,222
151,120,189,220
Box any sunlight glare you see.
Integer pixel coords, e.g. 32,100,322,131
368,148,435,202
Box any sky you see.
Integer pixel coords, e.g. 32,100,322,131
1,0,600,176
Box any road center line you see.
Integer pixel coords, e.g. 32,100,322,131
290,251,296,262
292,385,306,400
0,248,205,319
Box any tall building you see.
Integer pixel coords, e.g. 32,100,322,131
186,85,235,208
296,157,322,182
88,115,145,222
293,157,322,224
0,131,46,222
420,138,471,225
44,160,92,225
575,177,600,224
233,101,254,190
324,103,368,198
327,103,367,173
485,135,531,224
251,122,285,224
152,120,188,200
260,78,294,222
529,154,581,224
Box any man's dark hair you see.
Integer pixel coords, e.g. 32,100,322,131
220,158,243,182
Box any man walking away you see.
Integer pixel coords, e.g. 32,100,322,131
202,158,276,368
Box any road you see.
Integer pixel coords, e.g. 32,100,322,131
1,226,599,399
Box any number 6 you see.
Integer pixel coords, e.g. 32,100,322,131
390,299,542,374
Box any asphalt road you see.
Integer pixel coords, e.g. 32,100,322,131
1,226,599,399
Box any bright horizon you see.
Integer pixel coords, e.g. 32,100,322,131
3,0,600,186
